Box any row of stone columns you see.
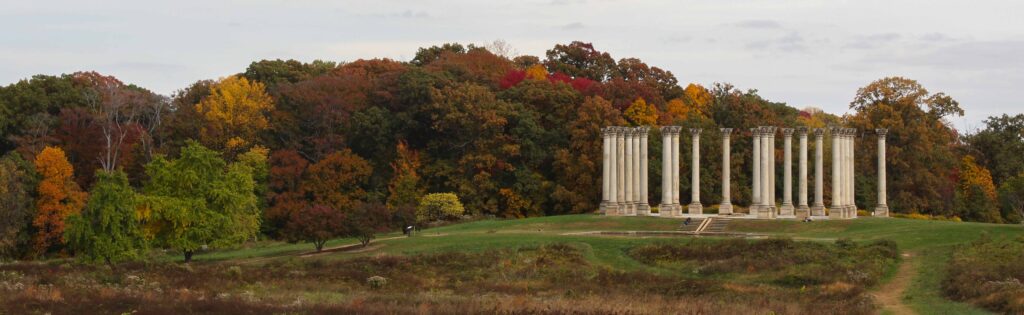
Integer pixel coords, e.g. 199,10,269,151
600,125,889,219
600,126,650,215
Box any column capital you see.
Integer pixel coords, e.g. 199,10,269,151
782,128,794,136
637,126,650,136
750,127,759,136
876,128,888,137
814,128,825,137
720,128,733,136
763,126,777,135
659,126,672,135
796,126,808,136
690,128,702,136
602,127,615,137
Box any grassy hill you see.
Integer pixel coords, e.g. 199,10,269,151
2,215,1021,314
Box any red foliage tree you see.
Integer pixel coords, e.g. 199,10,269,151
283,204,345,252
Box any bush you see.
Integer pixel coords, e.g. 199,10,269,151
367,275,387,289
416,193,465,223
944,236,1024,313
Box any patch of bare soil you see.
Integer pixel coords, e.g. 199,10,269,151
873,252,917,315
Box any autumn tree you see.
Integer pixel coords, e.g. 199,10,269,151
543,41,616,82
623,97,658,126
264,149,309,237
847,77,962,215
65,170,146,263
387,141,424,209
32,146,87,256
283,204,345,252
195,76,274,154
346,201,390,247
302,149,372,212
142,141,260,262
552,96,624,213
955,156,1002,222
0,153,38,260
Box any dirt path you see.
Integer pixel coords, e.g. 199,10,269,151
874,252,917,315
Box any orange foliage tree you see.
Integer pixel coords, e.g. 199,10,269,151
955,155,1001,222
623,97,658,126
32,146,86,256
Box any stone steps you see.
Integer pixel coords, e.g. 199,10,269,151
704,218,731,233
677,218,705,232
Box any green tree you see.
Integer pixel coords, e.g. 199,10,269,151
997,173,1024,224
65,171,146,264
0,153,38,260
964,114,1024,186
141,141,260,262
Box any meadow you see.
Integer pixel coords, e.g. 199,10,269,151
1,214,1022,314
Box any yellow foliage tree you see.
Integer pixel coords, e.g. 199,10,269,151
956,155,1001,222
195,76,274,153
624,98,658,126
683,83,712,112
525,64,548,81
664,98,698,122
32,146,86,255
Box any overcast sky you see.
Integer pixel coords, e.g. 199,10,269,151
2,0,1022,131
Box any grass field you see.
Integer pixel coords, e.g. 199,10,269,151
2,214,1022,314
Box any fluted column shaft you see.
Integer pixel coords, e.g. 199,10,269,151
631,128,641,215
660,127,672,213
638,127,651,214
849,130,856,216
811,129,826,216
780,129,794,216
769,129,776,209
616,128,626,213
671,128,681,206
830,128,842,218
875,129,889,216
759,128,773,218
601,128,612,214
624,129,634,215
719,129,733,214
752,128,761,210
797,128,810,217
688,129,703,214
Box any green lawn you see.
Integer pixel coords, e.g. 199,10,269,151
191,214,1024,314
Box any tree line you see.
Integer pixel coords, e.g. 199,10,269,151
1,41,1021,262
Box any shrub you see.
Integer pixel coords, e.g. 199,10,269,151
944,236,1024,313
367,275,387,289
416,193,465,223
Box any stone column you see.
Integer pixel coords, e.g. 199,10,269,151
767,127,777,211
624,128,635,215
811,128,826,216
847,129,856,218
875,128,889,217
688,128,703,214
601,127,612,214
830,128,842,219
759,127,774,218
796,127,810,218
626,126,634,215
638,127,651,215
719,128,733,214
671,127,681,208
659,126,674,216
616,127,626,214
751,128,761,213
780,128,795,216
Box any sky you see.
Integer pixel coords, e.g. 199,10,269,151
2,0,1022,132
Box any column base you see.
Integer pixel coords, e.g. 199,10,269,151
779,203,795,216
795,205,810,218
659,204,682,217
829,206,846,219
637,203,652,216
847,205,858,219
810,204,826,217
757,206,777,219
623,203,637,216
718,202,733,215
874,205,889,217
688,202,703,215
599,201,613,215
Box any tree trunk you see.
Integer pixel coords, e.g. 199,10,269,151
315,240,325,252
184,250,194,263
